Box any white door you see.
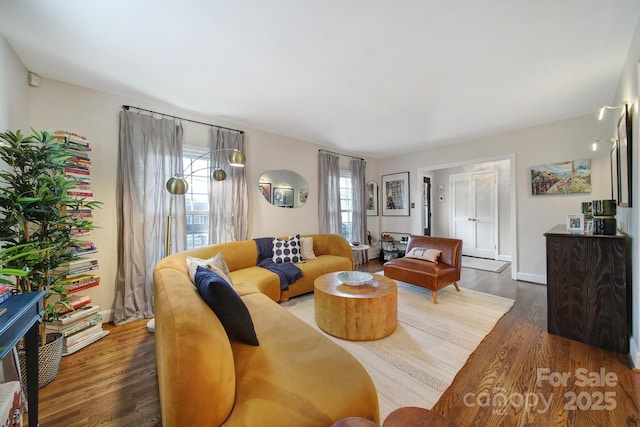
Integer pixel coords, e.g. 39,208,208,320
450,171,498,259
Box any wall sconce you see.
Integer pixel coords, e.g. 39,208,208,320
598,103,627,120
592,138,617,151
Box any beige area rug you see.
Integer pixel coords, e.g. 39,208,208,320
281,279,514,421
462,255,510,273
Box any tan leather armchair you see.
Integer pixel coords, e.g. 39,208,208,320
383,235,462,303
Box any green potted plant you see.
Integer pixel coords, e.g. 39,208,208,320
0,128,101,388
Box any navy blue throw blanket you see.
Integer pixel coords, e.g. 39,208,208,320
254,237,303,290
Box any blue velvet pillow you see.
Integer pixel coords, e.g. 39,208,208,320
194,266,259,346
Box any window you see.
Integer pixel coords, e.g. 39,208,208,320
183,149,210,249
340,170,353,242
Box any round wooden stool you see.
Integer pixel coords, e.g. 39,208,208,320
382,407,455,427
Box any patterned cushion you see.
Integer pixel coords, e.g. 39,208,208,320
405,247,441,264
272,234,304,263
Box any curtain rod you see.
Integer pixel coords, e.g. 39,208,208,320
318,149,364,161
122,105,244,134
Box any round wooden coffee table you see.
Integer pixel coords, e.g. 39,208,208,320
314,272,397,341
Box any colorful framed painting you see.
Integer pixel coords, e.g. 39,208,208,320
258,182,271,203
382,172,410,216
530,159,591,195
273,187,294,208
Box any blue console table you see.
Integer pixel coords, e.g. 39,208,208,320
0,291,46,427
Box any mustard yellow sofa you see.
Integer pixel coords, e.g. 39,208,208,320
153,234,380,427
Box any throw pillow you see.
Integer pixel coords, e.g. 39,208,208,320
186,252,233,285
194,266,259,346
300,236,317,260
272,234,304,263
405,247,441,264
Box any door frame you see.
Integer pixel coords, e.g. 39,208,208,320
418,153,517,280
449,170,499,259
422,175,433,236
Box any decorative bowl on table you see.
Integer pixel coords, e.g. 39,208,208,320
337,271,372,286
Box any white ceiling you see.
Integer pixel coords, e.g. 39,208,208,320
1,1,639,158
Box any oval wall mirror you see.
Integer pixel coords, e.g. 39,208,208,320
258,170,308,208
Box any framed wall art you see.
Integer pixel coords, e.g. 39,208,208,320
530,159,591,195
567,214,584,233
366,180,378,216
258,182,271,203
616,104,632,207
382,172,410,216
273,187,294,208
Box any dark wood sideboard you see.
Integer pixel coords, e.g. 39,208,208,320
544,224,630,353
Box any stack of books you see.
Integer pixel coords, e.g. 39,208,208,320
53,130,94,201
49,129,106,354
0,284,10,304
57,274,100,294
46,303,109,356
55,257,99,277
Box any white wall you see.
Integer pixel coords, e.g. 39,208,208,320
0,33,29,131
612,14,640,366
27,77,380,320
379,113,616,283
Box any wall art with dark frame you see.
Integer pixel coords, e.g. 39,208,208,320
258,182,271,203
382,172,410,216
273,187,294,208
366,180,379,216
616,104,632,207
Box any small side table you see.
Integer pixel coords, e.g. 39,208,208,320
0,291,46,427
314,272,397,341
350,244,370,266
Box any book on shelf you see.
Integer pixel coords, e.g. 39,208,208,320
57,294,92,313
0,284,10,303
46,313,102,334
58,274,100,290
63,329,109,356
0,291,10,304
64,323,104,348
48,304,100,326
56,258,99,275
67,190,94,200
53,130,91,146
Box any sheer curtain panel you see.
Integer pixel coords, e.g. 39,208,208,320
350,158,367,244
114,111,184,325
318,151,342,234
208,128,248,244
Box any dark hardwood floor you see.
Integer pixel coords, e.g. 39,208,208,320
34,258,639,426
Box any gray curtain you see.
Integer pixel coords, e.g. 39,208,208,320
208,128,247,244
318,151,342,234
350,158,367,244
114,111,184,325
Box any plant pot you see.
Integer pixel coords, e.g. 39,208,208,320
17,332,64,390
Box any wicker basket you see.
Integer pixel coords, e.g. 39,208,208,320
17,332,64,390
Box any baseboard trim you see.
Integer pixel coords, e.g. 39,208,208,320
516,272,546,285
630,336,640,368
100,308,114,324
